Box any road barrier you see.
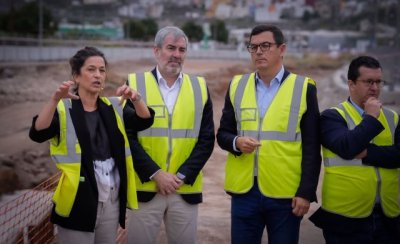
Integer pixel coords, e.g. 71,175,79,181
0,172,128,243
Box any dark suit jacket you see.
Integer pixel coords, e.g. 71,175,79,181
128,68,215,205
29,98,154,231
309,98,400,232
216,69,321,202
320,98,400,167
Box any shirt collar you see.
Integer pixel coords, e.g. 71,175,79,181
256,65,285,85
156,66,183,87
349,97,364,115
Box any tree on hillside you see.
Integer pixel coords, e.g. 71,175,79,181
141,18,158,40
182,21,203,42
0,2,56,36
124,18,158,41
210,19,228,43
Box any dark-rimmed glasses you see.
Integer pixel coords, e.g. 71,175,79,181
356,79,386,88
247,42,278,53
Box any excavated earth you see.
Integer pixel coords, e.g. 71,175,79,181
2,55,397,243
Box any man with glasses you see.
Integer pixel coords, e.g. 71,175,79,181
217,24,321,244
310,55,400,243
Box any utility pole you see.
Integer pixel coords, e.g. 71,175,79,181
397,1,400,48
372,0,378,48
38,0,43,47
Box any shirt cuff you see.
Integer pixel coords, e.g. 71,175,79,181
149,169,161,180
176,172,186,181
233,136,240,152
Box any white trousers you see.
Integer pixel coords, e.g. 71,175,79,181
127,193,198,244
57,198,119,244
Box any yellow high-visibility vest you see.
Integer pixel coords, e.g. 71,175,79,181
322,101,400,218
50,97,138,217
128,72,208,193
225,73,314,198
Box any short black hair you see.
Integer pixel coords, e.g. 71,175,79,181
347,56,381,81
249,25,285,45
69,46,107,77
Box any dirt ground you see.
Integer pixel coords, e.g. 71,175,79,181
0,56,354,243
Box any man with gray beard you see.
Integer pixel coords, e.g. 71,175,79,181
126,26,215,244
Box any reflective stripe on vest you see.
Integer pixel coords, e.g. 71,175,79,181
337,102,396,133
324,157,362,167
136,74,203,138
52,98,131,162
129,72,206,194
324,104,396,167
383,107,396,142
51,98,138,217
234,74,305,141
107,97,132,158
321,101,400,217
224,73,310,197
51,99,80,163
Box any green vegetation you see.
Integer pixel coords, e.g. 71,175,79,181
0,2,57,36
210,19,228,43
182,21,203,42
124,18,158,41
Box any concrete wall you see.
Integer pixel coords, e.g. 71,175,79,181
0,46,250,62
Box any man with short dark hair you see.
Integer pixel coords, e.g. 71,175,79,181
310,55,400,243
217,24,321,244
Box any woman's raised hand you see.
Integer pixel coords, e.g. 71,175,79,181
52,80,79,102
116,84,141,105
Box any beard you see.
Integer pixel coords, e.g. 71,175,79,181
165,61,182,75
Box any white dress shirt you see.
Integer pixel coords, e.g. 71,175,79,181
156,67,183,114
149,67,184,180
94,157,120,202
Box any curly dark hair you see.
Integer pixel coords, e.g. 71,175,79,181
69,46,107,77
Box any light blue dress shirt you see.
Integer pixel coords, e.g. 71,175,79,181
349,97,364,116
256,66,285,118
233,66,285,151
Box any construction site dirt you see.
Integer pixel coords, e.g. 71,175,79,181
1,55,397,243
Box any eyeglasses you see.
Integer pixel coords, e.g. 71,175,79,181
247,42,278,53
356,79,386,88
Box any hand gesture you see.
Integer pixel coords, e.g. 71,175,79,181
364,97,382,118
236,136,261,153
35,80,78,131
52,80,79,102
116,84,141,106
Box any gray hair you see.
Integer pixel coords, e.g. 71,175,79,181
154,26,189,47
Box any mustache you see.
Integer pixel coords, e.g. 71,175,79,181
169,58,181,63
